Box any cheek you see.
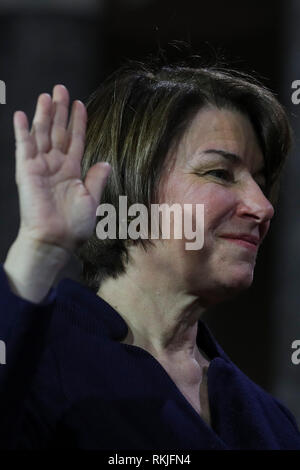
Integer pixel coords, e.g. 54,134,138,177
184,184,237,233
160,174,237,236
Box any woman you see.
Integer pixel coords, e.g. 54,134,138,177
1,60,300,450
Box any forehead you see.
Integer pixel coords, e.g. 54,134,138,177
175,106,264,172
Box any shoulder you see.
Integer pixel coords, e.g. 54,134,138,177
227,359,300,435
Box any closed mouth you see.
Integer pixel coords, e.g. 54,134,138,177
220,233,260,249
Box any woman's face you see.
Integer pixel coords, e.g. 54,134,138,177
150,106,274,306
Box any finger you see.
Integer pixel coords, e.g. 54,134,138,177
14,111,36,160
31,93,52,153
51,84,70,151
84,162,111,205
67,100,87,160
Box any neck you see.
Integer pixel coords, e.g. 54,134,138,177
97,264,207,363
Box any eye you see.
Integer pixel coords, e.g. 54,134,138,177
205,169,234,182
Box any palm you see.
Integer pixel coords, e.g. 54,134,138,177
14,85,111,252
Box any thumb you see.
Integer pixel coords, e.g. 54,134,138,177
84,161,111,205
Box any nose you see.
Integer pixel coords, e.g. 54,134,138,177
236,178,275,224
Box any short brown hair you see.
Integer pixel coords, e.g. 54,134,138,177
76,58,293,292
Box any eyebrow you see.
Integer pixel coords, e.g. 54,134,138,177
202,148,265,176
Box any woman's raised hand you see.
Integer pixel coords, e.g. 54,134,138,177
3,84,110,303
14,84,111,253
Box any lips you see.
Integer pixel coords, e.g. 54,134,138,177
220,233,260,247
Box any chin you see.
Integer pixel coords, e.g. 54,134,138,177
195,267,254,307
224,265,255,294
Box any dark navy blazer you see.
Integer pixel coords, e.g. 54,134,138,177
0,264,299,450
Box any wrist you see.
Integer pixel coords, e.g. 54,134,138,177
16,228,72,265
3,231,71,303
